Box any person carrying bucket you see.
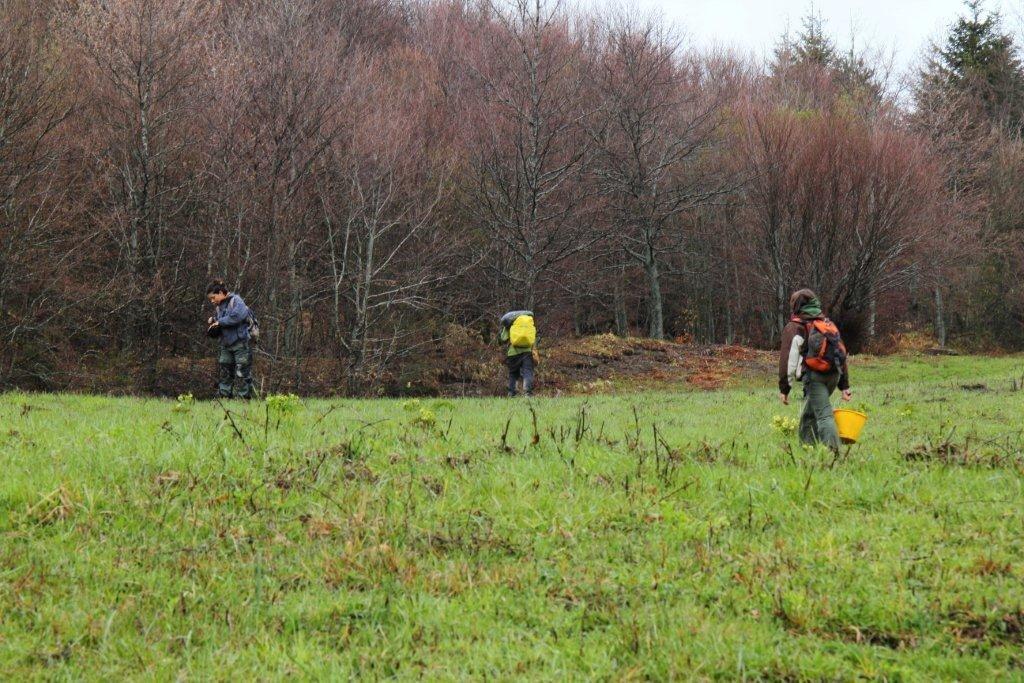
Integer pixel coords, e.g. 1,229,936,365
499,310,537,397
778,289,851,451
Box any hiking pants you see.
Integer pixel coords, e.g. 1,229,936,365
507,352,534,397
800,371,840,451
218,340,253,399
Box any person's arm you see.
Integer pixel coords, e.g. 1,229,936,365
216,296,250,328
786,332,804,389
778,322,801,398
838,359,851,400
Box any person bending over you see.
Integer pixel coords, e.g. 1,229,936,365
206,280,255,399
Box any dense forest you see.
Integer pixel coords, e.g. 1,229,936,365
1,0,1022,394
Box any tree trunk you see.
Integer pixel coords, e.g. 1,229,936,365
150,308,162,394
348,222,376,394
867,293,877,345
934,286,947,348
776,280,787,335
645,258,664,340
332,280,342,346
347,296,367,395
524,270,537,312
326,215,349,350
613,266,628,337
705,300,715,344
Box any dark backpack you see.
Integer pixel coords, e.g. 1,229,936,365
795,316,847,373
247,311,260,342
222,294,260,342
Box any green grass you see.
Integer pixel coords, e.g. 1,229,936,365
2,355,1023,680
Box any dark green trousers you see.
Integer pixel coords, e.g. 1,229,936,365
799,371,840,451
218,341,253,399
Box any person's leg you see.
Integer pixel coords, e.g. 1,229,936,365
798,380,818,446
507,355,520,397
235,342,253,399
813,374,840,451
521,352,534,396
801,375,840,450
217,346,236,398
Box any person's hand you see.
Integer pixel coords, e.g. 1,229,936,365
779,392,789,405
841,389,852,402
208,317,215,325
209,321,219,328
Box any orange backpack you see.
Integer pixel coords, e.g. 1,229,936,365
794,316,848,373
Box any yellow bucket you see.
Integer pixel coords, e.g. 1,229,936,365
834,409,868,444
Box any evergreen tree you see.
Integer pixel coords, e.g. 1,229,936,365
835,46,881,106
912,2,1024,349
920,0,1024,130
771,12,836,74
793,11,837,66
771,11,882,110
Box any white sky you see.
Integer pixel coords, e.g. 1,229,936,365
580,0,1017,78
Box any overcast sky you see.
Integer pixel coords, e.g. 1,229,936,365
579,0,1016,78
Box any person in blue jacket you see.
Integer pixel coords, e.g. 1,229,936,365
206,279,254,399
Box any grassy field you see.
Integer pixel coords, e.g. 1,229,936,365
2,355,1023,680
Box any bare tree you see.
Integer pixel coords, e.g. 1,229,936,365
0,0,73,384
69,0,212,387
0,0,993,393
314,55,458,390
738,84,944,348
590,13,734,339
202,0,349,387
462,0,597,310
